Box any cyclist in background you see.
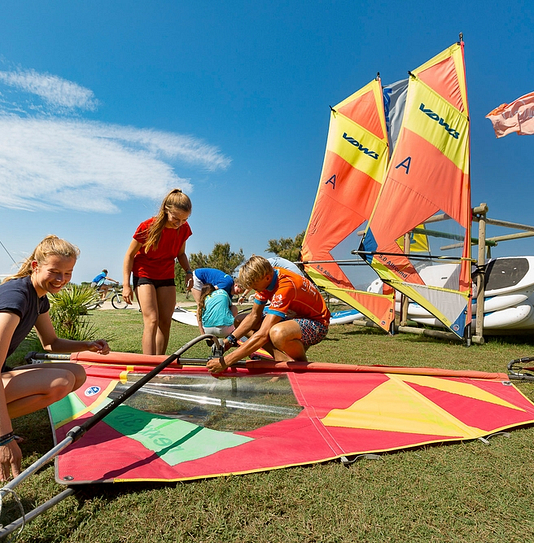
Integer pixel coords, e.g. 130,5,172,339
90,269,119,301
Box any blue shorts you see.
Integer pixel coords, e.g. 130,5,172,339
294,319,329,347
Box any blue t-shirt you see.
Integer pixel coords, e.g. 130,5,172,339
92,272,107,286
195,268,234,296
0,276,50,364
201,289,235,328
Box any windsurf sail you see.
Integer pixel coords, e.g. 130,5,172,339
396,224,430,253
41,351,534,484
301,77,395,332
359,40,472,339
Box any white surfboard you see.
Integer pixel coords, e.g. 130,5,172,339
411,304,533,330
417,257,534,296
400,288,534,319
370,257,534,295
477,290,533,312
375,257,534,330
483,256,534,296
482,305,533,329
330,309,365,325
172,307,198,326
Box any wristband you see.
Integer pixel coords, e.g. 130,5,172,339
226,334,238,347
0,431,15,446
185,270,193,275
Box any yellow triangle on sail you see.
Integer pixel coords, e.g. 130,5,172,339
321,374,515,439
400,374,523,410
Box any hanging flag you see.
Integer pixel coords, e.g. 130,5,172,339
486,91,534,138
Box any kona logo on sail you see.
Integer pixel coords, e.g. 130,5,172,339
342,133,379,159
419,104,460,139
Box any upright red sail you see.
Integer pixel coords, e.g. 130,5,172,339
360,41,471,339
301,78,395,332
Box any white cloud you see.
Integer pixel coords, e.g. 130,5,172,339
0,67,231,213
0,68,98,112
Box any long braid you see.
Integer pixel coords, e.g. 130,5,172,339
198,284,216,315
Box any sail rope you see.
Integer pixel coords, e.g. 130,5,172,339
0,485,26,537
0,240,16,265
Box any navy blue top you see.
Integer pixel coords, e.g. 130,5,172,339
0,276,50,364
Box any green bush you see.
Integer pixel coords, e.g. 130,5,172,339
48,283,100,341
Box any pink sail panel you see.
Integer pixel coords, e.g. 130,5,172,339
366,127,471,285
409,39,472,296
412,40,469,114
47,353,534,484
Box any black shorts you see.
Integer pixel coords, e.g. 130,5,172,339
133,276,175,289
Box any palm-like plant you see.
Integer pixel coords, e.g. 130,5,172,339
48,284,100,341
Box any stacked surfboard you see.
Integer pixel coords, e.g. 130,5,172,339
329,308,365,325
172,306,198,326
368,256,534,333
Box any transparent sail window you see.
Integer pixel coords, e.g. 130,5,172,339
109,372,303,433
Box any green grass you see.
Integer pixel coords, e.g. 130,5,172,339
3,310,534,542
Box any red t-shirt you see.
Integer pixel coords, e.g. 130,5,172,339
132,218,192,280
255,268,330,326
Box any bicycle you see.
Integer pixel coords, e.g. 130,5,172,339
87,284,129,310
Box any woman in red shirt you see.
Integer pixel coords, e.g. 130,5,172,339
123,189,193,355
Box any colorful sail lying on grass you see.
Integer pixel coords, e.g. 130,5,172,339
46,351,534,484
301,78,395,331
360,41,471,338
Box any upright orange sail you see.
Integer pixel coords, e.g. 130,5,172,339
301,78,395,332
360,41,471,338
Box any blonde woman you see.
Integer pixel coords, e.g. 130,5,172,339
123,189,194,355
0,235,110,481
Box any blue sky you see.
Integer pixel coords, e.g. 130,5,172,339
0,1,533,284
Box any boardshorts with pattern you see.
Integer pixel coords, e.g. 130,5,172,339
294,319,329,347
